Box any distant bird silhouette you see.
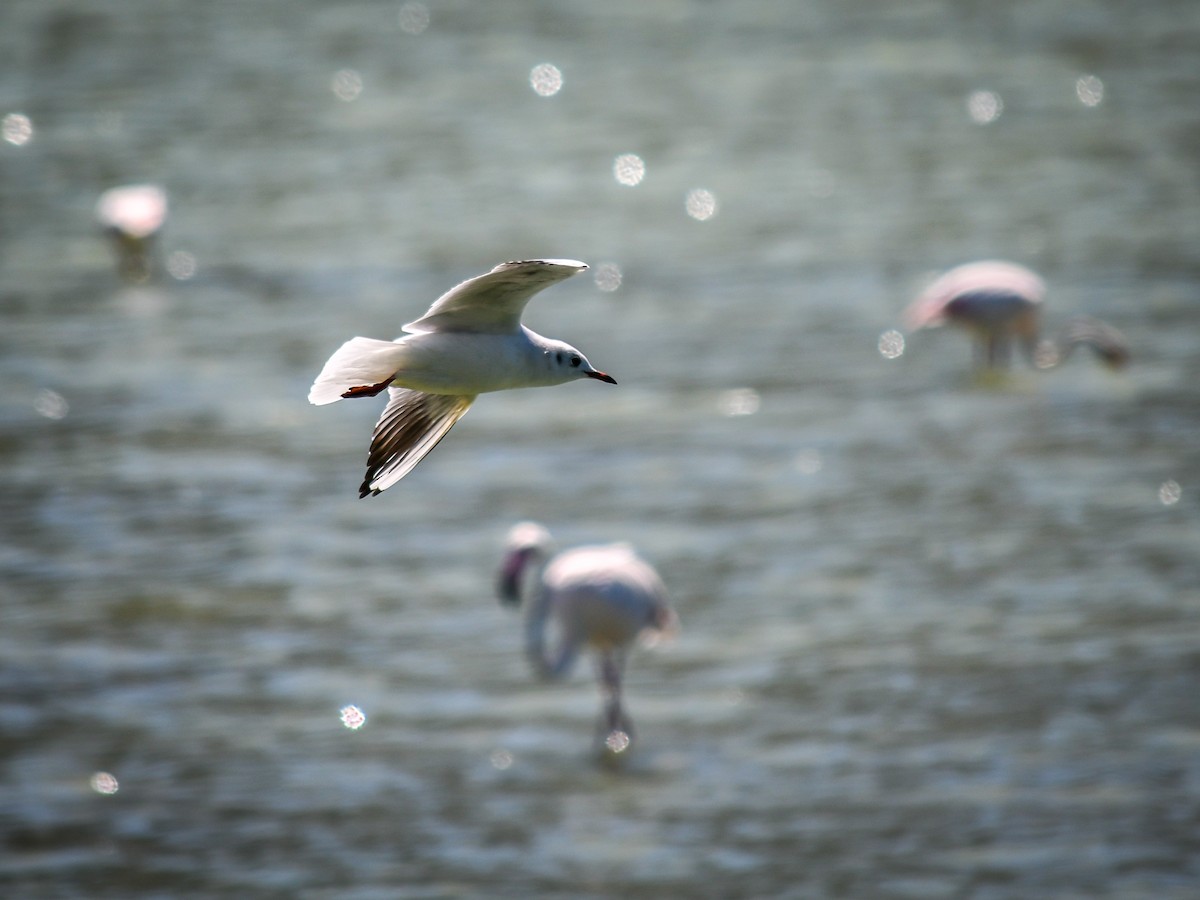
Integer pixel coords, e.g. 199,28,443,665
309,259,615,497
95,184,167,282
497,522,677,754
904,261,1130,372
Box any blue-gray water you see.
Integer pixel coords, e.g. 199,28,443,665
2,1,1199,897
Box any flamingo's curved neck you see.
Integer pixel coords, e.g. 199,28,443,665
521,562,579,679
1035,317,1130,370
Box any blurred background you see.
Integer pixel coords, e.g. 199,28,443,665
2,0,1198,896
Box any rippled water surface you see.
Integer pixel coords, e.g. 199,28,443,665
2,1,1199,897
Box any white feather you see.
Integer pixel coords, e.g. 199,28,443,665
403,259,588,335
307,337,408,406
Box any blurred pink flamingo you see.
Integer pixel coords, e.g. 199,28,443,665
904,261,1130,371
497,522,677,754
95,184,168,282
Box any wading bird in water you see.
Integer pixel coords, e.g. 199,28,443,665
903,260,1130,372
497,522,677,756
95,184,168,282
309,260,616,497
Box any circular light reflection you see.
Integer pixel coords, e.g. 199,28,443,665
613,153,645,187
332,69,363,103
167,250,197,281
529,63,562,97
878,329,905,360
604,730,631,754
398,2,429,35
489,748,514,770
967,90,1003,124
717,387,760,417
685,188,718,221
34,388,69,420
2,112,33,146
339,704,366,730
90,772,119,795
1159,480,1182,506
1075,74,1104,107
593,262,622,292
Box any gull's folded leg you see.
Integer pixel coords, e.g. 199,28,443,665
308,336,407,406
341,377,395,399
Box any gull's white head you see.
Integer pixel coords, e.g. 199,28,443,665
539,338,617,385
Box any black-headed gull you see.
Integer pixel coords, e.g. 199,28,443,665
309,259,616,496
496,522,677,755
903,260,1130,371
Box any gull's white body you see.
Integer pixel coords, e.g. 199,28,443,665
309,327,588,401
308,260,615,496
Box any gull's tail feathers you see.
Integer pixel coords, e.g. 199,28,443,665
308,337,408,406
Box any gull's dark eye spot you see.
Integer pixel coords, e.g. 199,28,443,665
555,352,563,364
570,355,581,368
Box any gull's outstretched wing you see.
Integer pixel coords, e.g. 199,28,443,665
403,259,588,335
359,388,476,497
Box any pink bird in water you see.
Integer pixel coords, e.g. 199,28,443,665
497,522,677,755
904,261,1130,372
95,184,168,282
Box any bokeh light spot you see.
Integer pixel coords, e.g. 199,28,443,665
685,188,718,221
718,388,760,417
2,112,33,146
1075,74,1104,107
90,772,119,795
604,730,631,754
878,329,905,359
339,704,366,730
398,2,429,35
167,250,197,281
1159,480,1182,506
967,90,1003,124
593,262,623,292
332,69,363,102
489,748,514,770
530,63,563,97
34,388,69,420
613,153,645,187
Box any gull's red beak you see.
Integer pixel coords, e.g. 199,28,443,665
587,371,617,384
